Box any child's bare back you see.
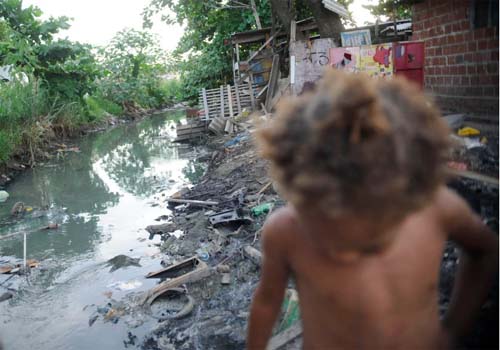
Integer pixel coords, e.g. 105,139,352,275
247,71,498,349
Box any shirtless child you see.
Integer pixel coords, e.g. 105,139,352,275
247,71,498,350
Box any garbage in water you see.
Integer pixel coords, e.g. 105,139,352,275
0,292,13,303
10,202,25,216
41,223,59,230
0,190,9,202
146,256,203,279
149,287,195,320
108,280,143,291
106,255,141,272
0,259,39,274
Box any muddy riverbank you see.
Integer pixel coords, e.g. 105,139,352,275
0,106,184,189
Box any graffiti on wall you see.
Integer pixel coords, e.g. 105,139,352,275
329,44,393,78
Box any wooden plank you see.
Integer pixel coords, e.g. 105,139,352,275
267,323,303,350
142,265,213,305
202,88,209,119
209,116,226,134
265,54,280,111
447,168,499,187
235,82,242,115
220,85,225,118
227,84,234,118
257,84,268,99
248,79,256,110
165,198,219,206
246,32,279,64
146,256,201,279
290,20,297,43
176,126,206,134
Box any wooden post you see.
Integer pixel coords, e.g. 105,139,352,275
265,54,280,111
235,43,241,81
23,232,27,272
232,45,237,85
248,79,256,110
290,20,296,43
289,20,297,95
227,84,234,118
219,86,225,118
202,88,209,120
234,83,242,115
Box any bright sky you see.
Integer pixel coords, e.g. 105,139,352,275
22,0,184,51
22,0,378,51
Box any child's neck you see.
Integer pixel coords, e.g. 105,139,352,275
294,206,398,261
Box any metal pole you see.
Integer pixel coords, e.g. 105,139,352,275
23,232,27,272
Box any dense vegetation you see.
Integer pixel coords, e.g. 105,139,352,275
0,0,178,166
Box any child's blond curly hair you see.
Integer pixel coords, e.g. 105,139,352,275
257,70,450,223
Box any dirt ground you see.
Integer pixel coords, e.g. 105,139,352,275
141,120,499,350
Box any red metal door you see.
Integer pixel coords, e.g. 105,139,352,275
394,42,424,70
396,69,424,88
394,41,425,89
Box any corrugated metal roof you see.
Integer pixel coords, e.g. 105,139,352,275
380,22,412,33
322,0,350,18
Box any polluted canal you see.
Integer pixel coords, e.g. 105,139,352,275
0,111,208,349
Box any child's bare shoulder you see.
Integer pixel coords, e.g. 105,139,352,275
433,186,471,219
261,206,299,249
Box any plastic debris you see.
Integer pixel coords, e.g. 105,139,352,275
196,249,210,262
221,272,231,285
224,134,247,148
0,191,9,203
108,280,142,291
448,161,468,171
251,203,274,217
458,127,480,136
463,137,485,149
0,292,13,303
277,289,300,333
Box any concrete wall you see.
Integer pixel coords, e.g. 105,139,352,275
290,38,336,95
412,0,499,115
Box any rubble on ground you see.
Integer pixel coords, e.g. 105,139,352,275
138,117,498,349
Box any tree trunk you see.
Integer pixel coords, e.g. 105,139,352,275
270,0,344,42
269,0,305,40
306,0,344,42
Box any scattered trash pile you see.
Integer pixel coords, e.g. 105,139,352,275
139,128,305,349
442,115,499,349
139,114,498,349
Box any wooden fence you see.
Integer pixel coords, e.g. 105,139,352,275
199,81,258,121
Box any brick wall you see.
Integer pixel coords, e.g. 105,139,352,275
412,0,499,115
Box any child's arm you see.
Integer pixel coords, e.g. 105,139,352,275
247,212,290,350
439,188,499,340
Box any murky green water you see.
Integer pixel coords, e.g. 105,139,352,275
0,111,205,350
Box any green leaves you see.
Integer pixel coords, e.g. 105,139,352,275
363,0,412,22
97,28,173,108
143,0,273,103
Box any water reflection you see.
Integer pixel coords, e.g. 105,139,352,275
0,111,207,349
